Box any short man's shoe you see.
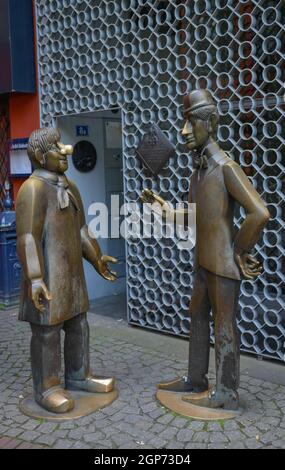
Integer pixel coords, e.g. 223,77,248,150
66,375,115,393
36,387,74,414
182,388,239,410
157,375,209,393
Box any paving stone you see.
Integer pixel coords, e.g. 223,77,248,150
245,438,263,449
0,424,9,434
117,441,140,449
84,431,105,443
18,430,41,442
17,442,42,449
226,441,246,449
133,419,153,431
1,307,285,450
21,420,41,431
149,423,165,434
0,437,21,449
111,433,132,447
171,417,188,429
207,422,223,432
188,421,204,432
272,440,285,449
165,441,185,449
12,415,29,425
208,443,228,449
2,428,22,438
146,437,168,449
70,441,93,449
148,408,168,419
260,431,280,445
192,431,210,443
186,443,207,449
68,428,85,440
262,417,281,426
176,428,194,443
140,402,159,413
35,434,57,446
53,439,74,449
223,420,240,431
94,440,113,449
255,422,271,432
44,429,65,440
58,421,76,430
157,414,174,425
159,426,178,440
114,420,139,434
242,425,261,438
37,422,58,434
225,430,246,441
209,432,229,443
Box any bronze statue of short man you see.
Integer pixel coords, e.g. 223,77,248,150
142,89,269,410
16,127,118,414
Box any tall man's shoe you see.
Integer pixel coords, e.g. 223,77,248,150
157,375,209,393
36,386,74,414
66,375,115,393
182,388,239,410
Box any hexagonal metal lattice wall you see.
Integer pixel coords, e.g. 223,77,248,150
35,0,285,361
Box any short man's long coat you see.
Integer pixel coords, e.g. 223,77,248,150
16,169,89,326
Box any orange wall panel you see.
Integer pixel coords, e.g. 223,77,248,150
9,93,40,140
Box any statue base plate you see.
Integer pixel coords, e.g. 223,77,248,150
156,390,240,421
19,389,118,421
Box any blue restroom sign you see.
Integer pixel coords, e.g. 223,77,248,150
76,125,89,137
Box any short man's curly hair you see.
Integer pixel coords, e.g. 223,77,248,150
27,127,61,163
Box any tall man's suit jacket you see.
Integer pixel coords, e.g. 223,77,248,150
188,150,268,280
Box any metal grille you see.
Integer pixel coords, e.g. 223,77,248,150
0,97,9,211
35,0,285,361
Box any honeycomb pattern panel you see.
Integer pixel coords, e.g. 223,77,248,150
35,0,285,361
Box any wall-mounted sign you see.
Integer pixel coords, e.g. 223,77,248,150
76,125,89,137
9,138,32,177
136,123,175,176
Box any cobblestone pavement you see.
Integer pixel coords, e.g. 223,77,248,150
0,307,285,449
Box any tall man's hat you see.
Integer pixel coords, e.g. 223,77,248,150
183,89,216,115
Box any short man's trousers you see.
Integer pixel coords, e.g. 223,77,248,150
30,312,90,399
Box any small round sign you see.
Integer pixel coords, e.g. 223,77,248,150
72,140,97,173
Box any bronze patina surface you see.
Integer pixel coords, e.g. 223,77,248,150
16,127,118,415
156,390,239,421
20,389,118,422
142,89,269,412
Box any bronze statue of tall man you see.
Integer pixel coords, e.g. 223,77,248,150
142,90,269,410
16,127,118,414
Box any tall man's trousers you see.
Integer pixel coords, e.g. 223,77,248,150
188,267,241,395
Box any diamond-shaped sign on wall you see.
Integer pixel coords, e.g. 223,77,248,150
136,123,175,176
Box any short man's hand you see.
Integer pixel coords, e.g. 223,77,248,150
30,278,51,313
234,252,262,280
98,255,118,282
